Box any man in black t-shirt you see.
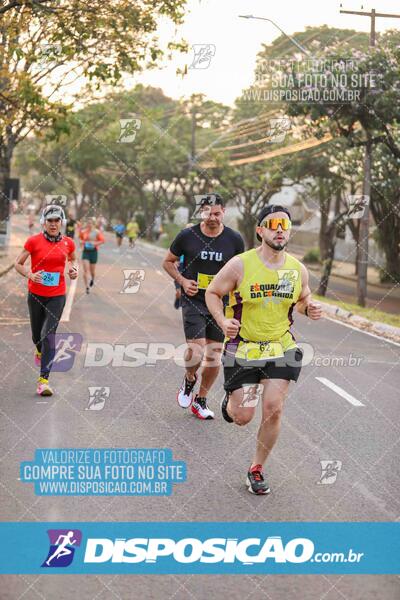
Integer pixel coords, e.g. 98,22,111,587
163,194,244,420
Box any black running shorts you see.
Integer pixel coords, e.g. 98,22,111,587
82,248,98,264
181,303,224,343
223,347,303,392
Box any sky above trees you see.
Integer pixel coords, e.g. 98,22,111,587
139,0,400,105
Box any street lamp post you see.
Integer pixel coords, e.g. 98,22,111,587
238,15,311,56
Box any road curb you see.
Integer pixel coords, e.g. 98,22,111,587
136,240,166,256
320,300,400,342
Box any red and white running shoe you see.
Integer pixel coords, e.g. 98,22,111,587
191,396,214,420
176,374,197,408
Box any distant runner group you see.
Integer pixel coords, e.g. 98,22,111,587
16,194,322,494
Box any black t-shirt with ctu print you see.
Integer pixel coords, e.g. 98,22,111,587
170,224,245,309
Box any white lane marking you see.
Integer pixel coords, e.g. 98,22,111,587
61,277,78,322
366,360,399,365
324,316,400,348
315,376,365,407
36,401,48,404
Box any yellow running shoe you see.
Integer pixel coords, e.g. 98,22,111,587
37,377,53,396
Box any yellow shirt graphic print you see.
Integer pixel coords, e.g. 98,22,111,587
225,249,302,353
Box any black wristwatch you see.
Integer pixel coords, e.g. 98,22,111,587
305,306,309,317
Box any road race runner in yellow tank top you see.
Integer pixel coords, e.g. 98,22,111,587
225,248,302,362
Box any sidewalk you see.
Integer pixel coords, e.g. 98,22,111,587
0,220,26,276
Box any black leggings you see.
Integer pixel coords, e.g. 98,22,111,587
27,293,66,379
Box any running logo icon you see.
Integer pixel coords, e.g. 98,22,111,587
118,118,141,143
265,118,291,143
45,194,67,207
263,269,298,307
317,460,342,485
47,333,83,372
239,384,264,408
41,529,82,568
86,386,110,411
189,44,216,69
277,269,299,294
120,269,145,294
192,194,219,219
38,42,62,68
346,195,369,219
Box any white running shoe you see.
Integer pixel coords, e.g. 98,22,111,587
191,396,214,420
177,374,197,408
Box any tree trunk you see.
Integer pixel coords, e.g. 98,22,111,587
0,151,11,224
347,182,360,275
383,247,400,283
317,236,336,296
355,242,359,276
106,198,113,225
377,230,400,283
357,139,371,307
317,191,340,296
76,194,85,220
240,215,255,249
318,183,331,262
138,191,153,241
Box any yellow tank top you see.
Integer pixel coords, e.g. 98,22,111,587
225,249,302,353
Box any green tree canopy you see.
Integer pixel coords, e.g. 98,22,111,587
0,0,187,202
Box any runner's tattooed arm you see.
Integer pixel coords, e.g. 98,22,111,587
295,263,322,320
206,256,244,337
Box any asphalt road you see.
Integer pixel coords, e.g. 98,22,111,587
0,231,399,599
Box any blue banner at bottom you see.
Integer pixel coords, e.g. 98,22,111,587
0,522,398,574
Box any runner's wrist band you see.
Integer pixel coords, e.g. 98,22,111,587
305,306,309,317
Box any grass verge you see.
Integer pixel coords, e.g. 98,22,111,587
315,294,400,328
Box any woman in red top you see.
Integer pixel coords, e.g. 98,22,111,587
15,205,78,396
